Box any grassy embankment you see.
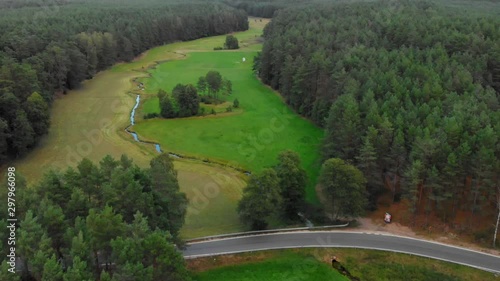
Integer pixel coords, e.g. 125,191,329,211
189,249,497,281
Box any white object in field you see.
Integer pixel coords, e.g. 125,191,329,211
242,57,246,62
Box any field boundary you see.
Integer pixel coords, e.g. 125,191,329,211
185,223,349,243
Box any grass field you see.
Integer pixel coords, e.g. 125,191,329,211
188,249,497,281
134,24,323,203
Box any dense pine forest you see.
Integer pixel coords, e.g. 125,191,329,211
223,0,310,17
257,0,500,232
0,0,248,163
1,154,190,281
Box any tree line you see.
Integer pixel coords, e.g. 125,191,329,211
0,154,191,281
223,0,312,18
256,0,500,237
238,150,367,230
0,0,248,164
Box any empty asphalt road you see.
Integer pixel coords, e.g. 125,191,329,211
183,231,500,273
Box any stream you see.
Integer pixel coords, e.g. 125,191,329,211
125,95,165,154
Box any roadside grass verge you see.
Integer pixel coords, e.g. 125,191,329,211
190,251,349,281
188,249,497,281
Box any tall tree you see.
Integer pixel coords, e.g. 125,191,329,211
10,110,35,156
238,169,281,230
196,76,207,94
205,71,223,99
274,150,307,220
25,92,50,137
176,84,200,117
86,206,125,272
149,154,187,239
319,158,367,220
41,255,63,281
160,94,176,118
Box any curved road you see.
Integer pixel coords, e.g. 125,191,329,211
183,231,500,273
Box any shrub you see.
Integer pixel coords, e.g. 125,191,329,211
224,35,239,49
226,106,233,112
198,107,206,116
200,95,213,104
144,112,159,119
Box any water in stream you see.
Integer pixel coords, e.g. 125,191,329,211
126,95,163,153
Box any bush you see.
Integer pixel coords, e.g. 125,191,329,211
144,112,159,119
226,106,233,112
213,46,224,50
224,35,239,49
233,98,239,108
198,107,206,116
200,95,213,104
211,108,216,115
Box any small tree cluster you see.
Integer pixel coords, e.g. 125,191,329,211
158,84,200,118
238,151,307,230
196,71,233,103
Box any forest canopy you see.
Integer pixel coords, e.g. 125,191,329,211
256,0,500,229
0,154,190,281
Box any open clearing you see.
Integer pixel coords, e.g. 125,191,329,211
134,22,323,203
188,249,496,281
12,18,272,239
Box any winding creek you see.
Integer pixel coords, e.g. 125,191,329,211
125,94,182,158
125,95,163,154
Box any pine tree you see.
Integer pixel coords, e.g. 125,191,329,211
159,95,176,118
319,158,367,220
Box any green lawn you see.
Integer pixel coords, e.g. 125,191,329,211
134,51,323,202
192,252,348,281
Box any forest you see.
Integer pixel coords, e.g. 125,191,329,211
0,154,191,281
256,0,500,233
0,0,248,164
223,0,310,18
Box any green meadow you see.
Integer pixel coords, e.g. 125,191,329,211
135,46,323,203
